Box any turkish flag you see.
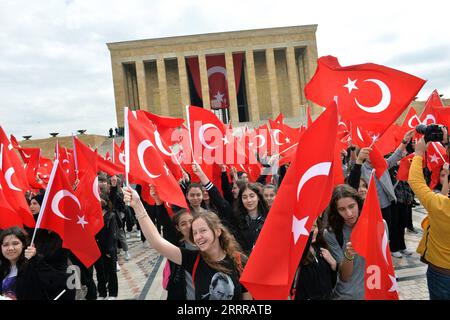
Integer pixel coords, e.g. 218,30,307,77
113,140,126,168
188,105,227,174
397,153,414,182
59,147,77,186
269,119,300,154
125,108,188,209
142,110,184,146
304,55,425,135
375,123,400,156
397,107,421,141
420,89,443,125
433,106,450,129
240,102,338,299
0,169,24,229
351,172,399,300
23,148,43,189
73,136,97,181
351,125,388,178
97,154,125,177
35,159,101,267
427,142,448,171
273,112,284,125
187,54,244,110
10,134,20,149
0,127,35,227
74,159,104,236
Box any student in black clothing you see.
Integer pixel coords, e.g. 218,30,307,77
293,217,337,300
26,194,76,300
151,185,197,300
0,227,68,300
123,187,252,300
94,195,119,299
233,183,269,254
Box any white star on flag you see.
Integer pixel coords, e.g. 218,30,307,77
292,216,309,244
429,154,440,164
344,78,358,93
214,91,225,103
77,215,89,229
285,137,290,143
388,274,398,292
222,135,229,145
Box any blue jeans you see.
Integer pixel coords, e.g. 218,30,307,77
427,266,450,300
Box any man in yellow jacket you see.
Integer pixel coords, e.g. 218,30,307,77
408,136,450,300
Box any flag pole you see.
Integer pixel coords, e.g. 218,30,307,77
71,133,79,181
432,142,447,163
124,107,131,206
185,105,195,162
31,159,59,246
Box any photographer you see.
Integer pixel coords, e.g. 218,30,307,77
408,127,450,300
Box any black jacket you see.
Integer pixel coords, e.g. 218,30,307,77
0,254,70,300
96,210,119,258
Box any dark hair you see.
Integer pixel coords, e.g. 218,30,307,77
0,227,29,279
171,209,192,243
186,183,203,195
300,216,329,266
326,184,363,237
234,183,269,230
262,184,277,194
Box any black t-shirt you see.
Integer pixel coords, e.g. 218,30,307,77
181,248,247,300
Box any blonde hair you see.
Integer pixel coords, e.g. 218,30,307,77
190,212,247,275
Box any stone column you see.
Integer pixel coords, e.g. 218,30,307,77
177,55,190,119
245,49,260,122
156,57,169,116
286,46,301,118
111,61,127,127
135,60,149,112
225,51,239,124
304,42,319,116
198,53,211,110
265,48,280,118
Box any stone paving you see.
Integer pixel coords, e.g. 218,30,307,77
100,204,431,300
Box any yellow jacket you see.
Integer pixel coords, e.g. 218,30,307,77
408,156,450,270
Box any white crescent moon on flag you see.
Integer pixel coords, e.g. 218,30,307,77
354,79,391,113
51,190,78,220
93,176,100,201
254,134,266,148
408,115,421,129
382,228,389,265
207,66,227,80
356,126,364,142
62,159,69,164
137,140,161,179
119,152,126,165
422,114,436,125
23,152,31,159
5,167,22,192
338,121,348,130
272,129,283,146
198,124,221,150
297,162,332,201
154,130,173,156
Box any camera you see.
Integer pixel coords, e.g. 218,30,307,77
415,124,446,143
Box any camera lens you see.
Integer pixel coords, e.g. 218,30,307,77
415,124,427,134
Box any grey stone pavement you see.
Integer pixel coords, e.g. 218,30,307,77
94,204,430,300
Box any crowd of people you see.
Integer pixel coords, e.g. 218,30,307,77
1,127,450,301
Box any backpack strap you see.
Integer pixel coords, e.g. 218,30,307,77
191,253,201,287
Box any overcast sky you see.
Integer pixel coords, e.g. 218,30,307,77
1,0,449,139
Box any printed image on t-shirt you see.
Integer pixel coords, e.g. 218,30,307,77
201,272,235,300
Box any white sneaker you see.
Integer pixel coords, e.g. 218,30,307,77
391,251,403,258
124,251,131,261
136,230,141,238
126,233,131,239
116,262,121,272
400,249,413,256
107,296,117,300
